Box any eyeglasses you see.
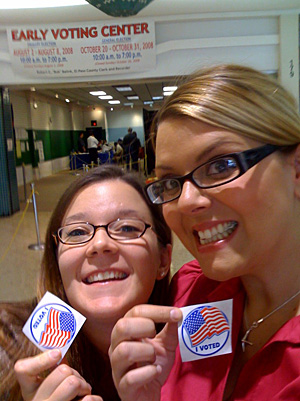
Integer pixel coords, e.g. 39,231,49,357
146,144,285,205
53,218,152,245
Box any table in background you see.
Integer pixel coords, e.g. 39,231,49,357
70,150,114,170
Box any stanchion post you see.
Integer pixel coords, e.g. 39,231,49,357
97,157,100,166
28,182,45,251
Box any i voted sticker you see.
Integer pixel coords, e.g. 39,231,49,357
23,292,86,359
178,299,233,362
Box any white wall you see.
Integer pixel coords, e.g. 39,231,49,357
106,107,144,145
49,103,73,130
10,92,30,128
71,108,85,131
83,107,106,132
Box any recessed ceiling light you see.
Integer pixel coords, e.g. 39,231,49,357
115,86,133,92
163,91,174,96
111,108,114,111
99,95,113,100
108,100,120,104
127,96,139,100
90,91,106,96
30,87,36,92
65,98,70,103
152,96,163,100
55,93,59,98
144,101,153,105
124,103,134,106
163,86,177,92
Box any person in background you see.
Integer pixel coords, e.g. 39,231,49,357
101,139,113,153
0,165,172,401
122,127,135,170
77,132,86,153
113,139,124,165
109,64,300,401
130,132,141,172
87,132,100,164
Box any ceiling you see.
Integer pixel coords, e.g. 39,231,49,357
2,0,300,111
23,76,179,112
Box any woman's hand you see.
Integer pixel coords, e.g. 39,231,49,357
109,304,182,401
14,349,103,401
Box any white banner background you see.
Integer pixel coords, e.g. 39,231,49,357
7,19,155,79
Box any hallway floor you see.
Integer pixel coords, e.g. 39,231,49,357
0,169,193,302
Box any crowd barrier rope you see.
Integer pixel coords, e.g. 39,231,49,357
69,150,148,176
0,188,34,265
0,180,48,265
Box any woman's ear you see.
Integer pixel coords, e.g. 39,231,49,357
156,243,172,280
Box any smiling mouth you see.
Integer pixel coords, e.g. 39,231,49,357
85,271,128,284
196,221,238,245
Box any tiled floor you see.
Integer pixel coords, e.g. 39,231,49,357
0,169,193,302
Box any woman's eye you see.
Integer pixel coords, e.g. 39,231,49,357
163,179,179,194
206,157,237,177
67,228,89,237
164,179,178,190
119,224,138,233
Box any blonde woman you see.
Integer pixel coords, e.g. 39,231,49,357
110,64,300,401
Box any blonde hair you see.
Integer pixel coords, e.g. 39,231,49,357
153,64,300,145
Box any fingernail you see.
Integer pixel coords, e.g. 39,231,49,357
49,349,61,359
170,308,182,321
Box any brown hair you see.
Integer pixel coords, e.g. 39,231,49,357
0,299,39,400
152,64,300,146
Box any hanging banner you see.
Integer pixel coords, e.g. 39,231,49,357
6,19,155,79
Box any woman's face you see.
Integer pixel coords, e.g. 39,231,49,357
57,180,170,325
156,118,296,281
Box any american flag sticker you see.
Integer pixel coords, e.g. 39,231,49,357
178,299,233,362
23,292,86,359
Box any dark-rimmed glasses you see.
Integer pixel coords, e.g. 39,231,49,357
145,144,285,205
53,218,152,245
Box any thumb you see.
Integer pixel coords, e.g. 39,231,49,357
157,309,182,351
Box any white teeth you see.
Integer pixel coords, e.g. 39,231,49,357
217,224,224,233
86,271,127,284
204,229,212,239
198,231,205,239
211,227,218,236
197,222,237,245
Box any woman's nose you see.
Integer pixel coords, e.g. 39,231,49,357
176,180,212,215
85,228,119,257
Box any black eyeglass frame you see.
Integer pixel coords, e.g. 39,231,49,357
145,144,286,205
53,218,152,245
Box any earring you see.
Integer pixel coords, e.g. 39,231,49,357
160,271,166,277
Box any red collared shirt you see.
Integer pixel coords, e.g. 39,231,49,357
162,260,300,401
